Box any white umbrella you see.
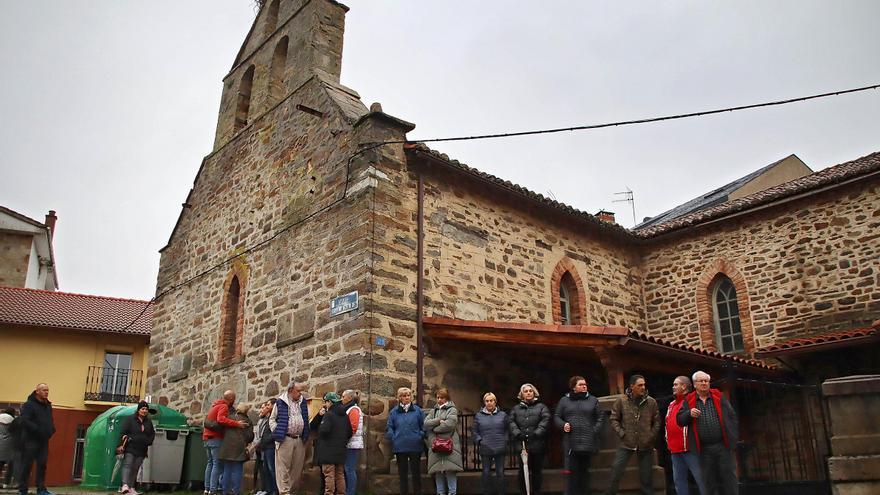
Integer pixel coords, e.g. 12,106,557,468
111,436,128,487
520,441,530,495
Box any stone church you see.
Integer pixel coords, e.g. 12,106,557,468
149,0,879,492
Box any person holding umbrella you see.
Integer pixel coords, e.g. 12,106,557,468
508,384,550,495
117,401,155,495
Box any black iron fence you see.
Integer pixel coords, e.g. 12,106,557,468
84,366,144,403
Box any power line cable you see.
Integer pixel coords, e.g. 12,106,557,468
379,83,879,145
117,82,879,331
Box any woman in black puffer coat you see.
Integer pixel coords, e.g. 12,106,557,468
553,376,606,495
508,384,551,495
118,401,155,495
315,393,352,495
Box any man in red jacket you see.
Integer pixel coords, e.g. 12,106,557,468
676,371,739,495
665,376,705,495
202,390,247,495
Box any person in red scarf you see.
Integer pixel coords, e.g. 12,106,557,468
676,371,739,495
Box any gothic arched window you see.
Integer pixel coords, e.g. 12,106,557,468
712,276,744,353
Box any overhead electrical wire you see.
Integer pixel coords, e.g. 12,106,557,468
117,82,879,332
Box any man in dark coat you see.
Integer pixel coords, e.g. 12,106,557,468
554,376,606,495
606,375,660,495
17,384,55,495
315,392,352,495
677,371,739,495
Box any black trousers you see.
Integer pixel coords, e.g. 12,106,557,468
517,450,544,495
700,443,738,495
606,448,653,495
396,452,422,495
18,443,49,494
565,452,592,495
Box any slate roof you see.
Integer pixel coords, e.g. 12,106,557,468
635,154,799,229
406,144,880,240
636,150,880,237
0,286,153,336
754,322,879,357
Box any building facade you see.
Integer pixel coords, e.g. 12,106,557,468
149,0,879,491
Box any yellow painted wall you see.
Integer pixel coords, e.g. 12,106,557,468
0,324,149,410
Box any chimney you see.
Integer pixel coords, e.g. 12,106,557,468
45,210,57,239
596,210,616,224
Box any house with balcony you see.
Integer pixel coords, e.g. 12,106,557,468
0,287,152,485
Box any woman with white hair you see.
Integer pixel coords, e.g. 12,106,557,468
472,392,509,495
508,384,550,495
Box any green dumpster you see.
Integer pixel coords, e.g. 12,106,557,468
80,404,188,490
181,426,207,490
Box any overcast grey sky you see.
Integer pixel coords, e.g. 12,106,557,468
1,1,878,300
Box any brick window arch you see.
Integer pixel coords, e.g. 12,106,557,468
696,260,755,355
219,264,248,363
551,257,586,325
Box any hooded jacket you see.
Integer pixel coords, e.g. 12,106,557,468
385,402,425,454
19,391,55,449
424,400,464,474
508,399,551,453
676,389,738,452
554,391,605,454
315,402,352,465
472,407,509,456
121,412,156,457
203,399,241,440
609,390,660,451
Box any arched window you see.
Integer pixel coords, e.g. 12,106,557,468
712,276,744,353
219,274,244,363
234,65,255,132
551,258,585,325
269,36,289,101
263,0,280,37
559,282,571,324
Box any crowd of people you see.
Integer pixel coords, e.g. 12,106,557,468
383,372,738,495
0,371,738,495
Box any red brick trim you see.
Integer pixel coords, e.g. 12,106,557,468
218,262,248,364
550,257,587,325
696,259,756,356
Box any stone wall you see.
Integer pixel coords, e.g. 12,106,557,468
0,232,31,287
641,179,880,354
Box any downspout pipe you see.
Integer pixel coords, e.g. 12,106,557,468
416,170,425,406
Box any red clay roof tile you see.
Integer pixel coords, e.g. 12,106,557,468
0,286,153,336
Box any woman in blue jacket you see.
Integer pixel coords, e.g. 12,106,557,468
472,392,509,495
385,387,425,495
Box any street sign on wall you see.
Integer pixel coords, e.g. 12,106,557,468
330,291,358,317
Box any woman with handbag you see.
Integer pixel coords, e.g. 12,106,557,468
424,388,463,495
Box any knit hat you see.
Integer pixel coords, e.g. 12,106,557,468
323,392,342,403
137,401,150,411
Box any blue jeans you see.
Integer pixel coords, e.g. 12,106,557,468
260,448,278,495
344,448,360,495
481,454,505,495
204,438,223,493
222,461,244,495
671,452,706,495
434,471,457,495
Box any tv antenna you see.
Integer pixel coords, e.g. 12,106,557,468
613,187,636,225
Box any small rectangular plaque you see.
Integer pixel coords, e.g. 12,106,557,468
330,291,359,317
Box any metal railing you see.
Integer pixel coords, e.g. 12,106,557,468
84,366,144,403
457,413,561,472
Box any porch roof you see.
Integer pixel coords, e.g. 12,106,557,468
754,320,880,358
423,317,777,375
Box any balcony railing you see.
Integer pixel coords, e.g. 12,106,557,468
84,366,144,403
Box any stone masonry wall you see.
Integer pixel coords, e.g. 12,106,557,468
420,167,644,328
0,232,31,288
150,74,377,413
641,179,880,354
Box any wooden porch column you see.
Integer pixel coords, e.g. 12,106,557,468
596,347,626,394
